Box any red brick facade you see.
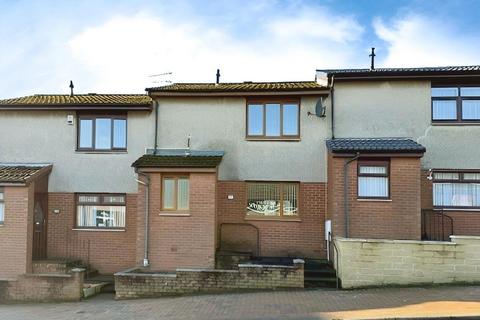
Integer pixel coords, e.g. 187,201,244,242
0,185,35,279
421,170,480,236
217,181,326,258
327,154,422,240
47,193,137,274
136,172,217,271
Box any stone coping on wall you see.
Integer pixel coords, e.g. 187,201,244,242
335,237,456,245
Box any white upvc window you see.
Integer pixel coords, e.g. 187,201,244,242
433,171,480,208
357,161,390,199
76,194,126,228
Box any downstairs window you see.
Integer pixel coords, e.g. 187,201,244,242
433,171,480,209
357,161,390,199
76,194,126,228
246,182,299,218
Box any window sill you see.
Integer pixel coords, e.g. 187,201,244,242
244,217,301,222
72,228,126,232
159,212,191,217
431,122,480,126
75,150,128,154
357,198,392,202
245,138,301,142
435,208,480,212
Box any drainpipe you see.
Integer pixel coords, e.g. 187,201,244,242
330,75,335,139
135,170,150,267
154,101,159,152
344,152,360,238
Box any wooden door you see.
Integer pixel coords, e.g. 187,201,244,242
33,201,47,259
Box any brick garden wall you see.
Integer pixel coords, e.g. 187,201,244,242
335,236,480,289
217,182,326,259
0,268,84,303
327,155,422,240
136,172,217,271
115,260,304,299
0,185,35,280
421,170,480,236
47,193,137,274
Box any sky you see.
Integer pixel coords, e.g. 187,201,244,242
1,0,480,98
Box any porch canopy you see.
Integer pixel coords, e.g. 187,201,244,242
132,149,224,168
326,138,426,155
0,163,52,186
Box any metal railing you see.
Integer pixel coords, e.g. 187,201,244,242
421,209,454,241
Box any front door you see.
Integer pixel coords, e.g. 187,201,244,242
33,201,47,259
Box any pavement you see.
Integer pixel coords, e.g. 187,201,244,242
0,285,480,320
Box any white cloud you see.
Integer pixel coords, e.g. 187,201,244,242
373,15,480,67
267,9,364,43
68,9,364,93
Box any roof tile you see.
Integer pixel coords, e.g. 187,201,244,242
0,94,152,109
326,138,426,153
0,164,52,184
147,81,325,93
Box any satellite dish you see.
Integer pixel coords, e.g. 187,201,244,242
314,98,326,117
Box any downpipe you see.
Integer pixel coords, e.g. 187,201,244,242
344,153,360,238
135,170,150,267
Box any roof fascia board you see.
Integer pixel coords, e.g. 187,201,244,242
0,104,152,111
330,152,425,158
136,167,218,173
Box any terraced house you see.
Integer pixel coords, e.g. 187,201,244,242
1,65,480,300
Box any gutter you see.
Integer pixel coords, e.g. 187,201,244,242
344,152,360,238
154,101,159,151
135,170,150,267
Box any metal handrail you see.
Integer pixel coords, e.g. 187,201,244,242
218,222,260,257
421,209,454,241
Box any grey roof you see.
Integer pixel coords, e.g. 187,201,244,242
317,66,480,78
132,149,224,168
326,138,426,154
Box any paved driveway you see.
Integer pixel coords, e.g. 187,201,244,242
1,285,480,320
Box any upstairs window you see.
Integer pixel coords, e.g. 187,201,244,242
247,100,300,139
78,114,127,151
432,86,480,122
357,161,390,199
76,194,126,228
0,190,4,224
246,182,299,218
433,171,480,208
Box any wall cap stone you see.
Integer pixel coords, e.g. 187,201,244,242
450,235,480,241
335,237,455,245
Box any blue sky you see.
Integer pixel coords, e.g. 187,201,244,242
1,0,480,98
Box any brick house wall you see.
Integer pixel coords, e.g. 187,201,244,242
47,193,137,274
327,154,422,240
217,181,326,258
421,170,480,236
0,185,35,280
136,172,217,271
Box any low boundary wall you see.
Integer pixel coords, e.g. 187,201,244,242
0,268,85,303
335,236,480,289
115,260,304,299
